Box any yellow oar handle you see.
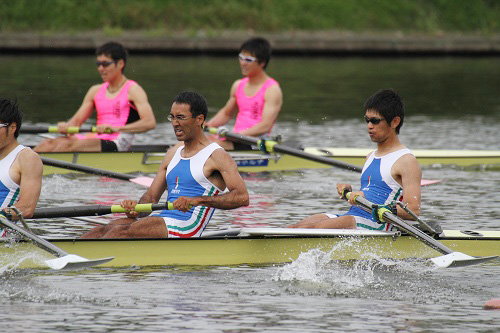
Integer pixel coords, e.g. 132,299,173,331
344,191,394,223
256,138,277,153
47,126,113,134
110,202,175,213
343,190,354,201
206,127,219,135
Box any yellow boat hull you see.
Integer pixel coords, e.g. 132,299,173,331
2,229,499,269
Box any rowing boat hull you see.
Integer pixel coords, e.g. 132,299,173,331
39,147,500,176
2,229,499,269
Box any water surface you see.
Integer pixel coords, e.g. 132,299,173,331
1,55,499,332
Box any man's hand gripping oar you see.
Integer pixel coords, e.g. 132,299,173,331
341,190,498,268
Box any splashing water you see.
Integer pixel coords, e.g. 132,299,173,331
272,237,444,301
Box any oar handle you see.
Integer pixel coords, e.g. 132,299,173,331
32,202,175,219
21,125,113,134
110,203,175,213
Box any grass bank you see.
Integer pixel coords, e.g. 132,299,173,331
0,0,498,35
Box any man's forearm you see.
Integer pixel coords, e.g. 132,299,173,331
193,191,249,210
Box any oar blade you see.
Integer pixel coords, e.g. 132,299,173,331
129,176,154,187
45,254,114,270
430,252,498,268
420,179,442,186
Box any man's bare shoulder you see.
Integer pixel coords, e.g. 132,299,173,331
162,146,178,164
208,147,236,167
88,83,102,92
128,82,148,96
83,84,102,98
395,152,421,174
17,147,43,169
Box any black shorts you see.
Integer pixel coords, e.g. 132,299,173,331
101,139,118,152
232,141,254,151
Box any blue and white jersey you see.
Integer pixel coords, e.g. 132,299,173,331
153,143,224,238
0,145,26,237
343,148,412,230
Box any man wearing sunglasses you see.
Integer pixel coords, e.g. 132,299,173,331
35,42,156,153
0,98,43,233
205,37,283,150
290,89,422,231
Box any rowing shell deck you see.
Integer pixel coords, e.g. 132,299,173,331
305,148,500,169
38,145,500,176
2,228,499,269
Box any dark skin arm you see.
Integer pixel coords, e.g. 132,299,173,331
173,148,249,212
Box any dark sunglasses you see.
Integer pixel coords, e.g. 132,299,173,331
96,61,116,68
364,116,385,125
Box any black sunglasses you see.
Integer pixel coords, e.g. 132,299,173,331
364,116,385,125
96,61,116,68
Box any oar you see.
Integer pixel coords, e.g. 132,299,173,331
21,124,112,134
343,192,498,268
207,127,441,186
32,202,174,219
40,157,153,187
207,127,361,172
0,216,113,270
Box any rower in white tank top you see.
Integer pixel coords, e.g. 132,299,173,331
327,148,413,231
0,145,26,237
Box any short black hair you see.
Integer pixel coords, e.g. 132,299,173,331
172,91,208,123
240,37,272,69
364,89,405,134
0,98,22,138
96,41,129,72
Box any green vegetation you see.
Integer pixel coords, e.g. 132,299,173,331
0,0,498,34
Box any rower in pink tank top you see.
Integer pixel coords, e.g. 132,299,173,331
233,77,279,133
76,80,137,140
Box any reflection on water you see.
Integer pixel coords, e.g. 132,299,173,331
0,55,499,123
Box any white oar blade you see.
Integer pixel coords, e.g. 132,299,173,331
431,252,498,268
45,254,114,270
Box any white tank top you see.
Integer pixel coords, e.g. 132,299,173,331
0,145,26,238
0,145,25,208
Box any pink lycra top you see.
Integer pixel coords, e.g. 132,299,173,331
233,77,279,133
77,80,138,140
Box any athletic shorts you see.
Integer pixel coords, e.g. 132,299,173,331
324,213,394,231
100,133,135,152
149,213,210,238
232,141,253,151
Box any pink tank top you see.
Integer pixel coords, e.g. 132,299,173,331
78,80,137,140
233,77,279,133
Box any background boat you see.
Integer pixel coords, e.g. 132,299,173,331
36,144,500,176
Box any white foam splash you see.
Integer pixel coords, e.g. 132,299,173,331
273,237,433,294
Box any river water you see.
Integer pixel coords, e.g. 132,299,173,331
1,54,500,332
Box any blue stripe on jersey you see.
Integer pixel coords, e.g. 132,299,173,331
0,181,12,207
162,159,207,220
343,158,395,221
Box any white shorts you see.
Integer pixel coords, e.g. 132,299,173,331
324,213,393,231
150,215,207,238
114,133,135,151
